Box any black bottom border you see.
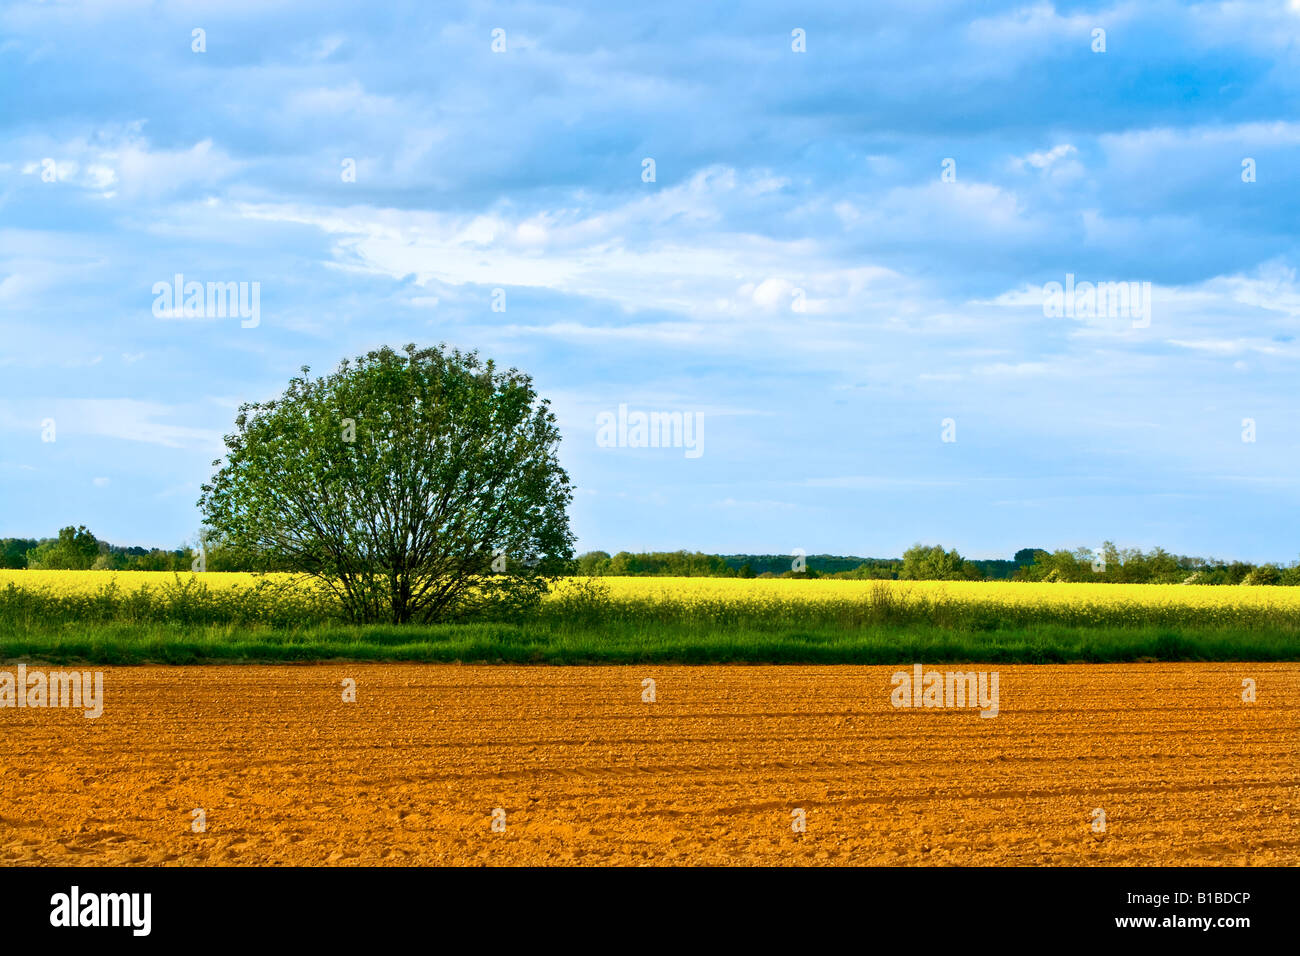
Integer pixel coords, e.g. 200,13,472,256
0,864,1284,943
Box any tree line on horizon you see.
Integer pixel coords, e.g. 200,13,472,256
576,545,1299,584
4,528,1298,585
0,527,224,572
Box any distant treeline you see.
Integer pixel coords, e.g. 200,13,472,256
4,528,1299,585
575,544,1300,584
0,527,241,572
573,548,1017,579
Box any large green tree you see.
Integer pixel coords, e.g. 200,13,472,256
0,538,39,569
198,344,574,623
25,526,100,570
900,543,982,580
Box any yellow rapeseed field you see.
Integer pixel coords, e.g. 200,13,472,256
588,576,1300,610
3,570,285,595
5,570,1300,611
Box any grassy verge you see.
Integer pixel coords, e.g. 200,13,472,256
2,620,1299,665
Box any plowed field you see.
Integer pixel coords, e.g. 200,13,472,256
1,664,1296,865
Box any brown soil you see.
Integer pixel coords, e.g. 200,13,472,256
1,663,1296,865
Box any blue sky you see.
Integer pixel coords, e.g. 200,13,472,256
2,0,1299,562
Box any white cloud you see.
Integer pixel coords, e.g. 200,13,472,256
235,168,915,320
18,130,242,199
0,400,224,450
1166,338,1282,356
714,497,800,511
802,476,962,490
836,180,1033,241
1014,143,1077,170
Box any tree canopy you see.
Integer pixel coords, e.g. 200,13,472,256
24,525,99,569
198,344,574,623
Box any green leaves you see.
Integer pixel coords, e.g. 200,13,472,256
25,525,101,570
199,344,574,623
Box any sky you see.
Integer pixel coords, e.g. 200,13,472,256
1,0,1299,562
